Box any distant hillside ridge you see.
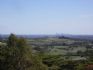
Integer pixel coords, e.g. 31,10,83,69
0,34,93,41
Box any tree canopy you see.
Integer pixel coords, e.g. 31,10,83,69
0,34,48,70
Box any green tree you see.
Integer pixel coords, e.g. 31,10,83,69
0,34,48,70
7,34,18,47
76,63,85,70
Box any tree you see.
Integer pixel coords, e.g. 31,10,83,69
0,34,48,70
76,63,85,70
7,34,18,47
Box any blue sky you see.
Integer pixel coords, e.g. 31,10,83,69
0,0,93,35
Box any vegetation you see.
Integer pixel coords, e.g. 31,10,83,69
0,34,93,70
0,34,48,70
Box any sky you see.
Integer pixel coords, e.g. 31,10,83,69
0,0,93,35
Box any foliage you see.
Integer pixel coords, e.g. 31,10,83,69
0,34,93,70
0,34,48,70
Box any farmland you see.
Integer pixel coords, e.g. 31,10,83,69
27,36,93,61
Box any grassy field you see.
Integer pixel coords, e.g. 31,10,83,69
27,37,93,60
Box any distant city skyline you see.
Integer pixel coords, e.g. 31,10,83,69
0,0,93,35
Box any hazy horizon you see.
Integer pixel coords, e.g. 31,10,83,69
0,0,93,35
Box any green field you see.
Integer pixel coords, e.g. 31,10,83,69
27,37,93,61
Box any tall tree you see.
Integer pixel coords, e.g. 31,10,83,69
7,34,18,47
0,34,48,70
